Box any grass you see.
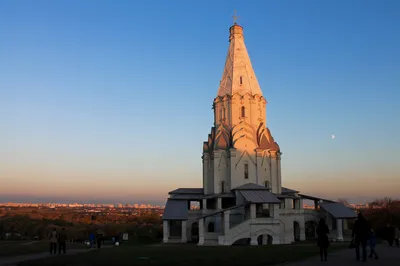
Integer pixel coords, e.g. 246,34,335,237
17,242,348,266
0,241,86,257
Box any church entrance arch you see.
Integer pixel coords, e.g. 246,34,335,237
257,234,273,245
190,222,199,243
293,221,300,242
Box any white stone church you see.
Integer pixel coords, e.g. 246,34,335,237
162,22,356,246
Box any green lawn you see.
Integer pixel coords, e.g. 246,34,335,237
0,241,86,257
17,242,348,266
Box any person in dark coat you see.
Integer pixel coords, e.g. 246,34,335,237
352,213,370,262
96,230,102,249
316,218,330,262
368,228,379,259
395,227,400,247
385,224,395,246
57,227,67,254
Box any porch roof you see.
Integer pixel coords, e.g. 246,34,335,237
298,193,335,203
168,188,204,194
240,190,281,204
319,202,357,219
203,192,235,199
281,187,299,194
169,194,204,200
161,199,188,220
233,183,269,190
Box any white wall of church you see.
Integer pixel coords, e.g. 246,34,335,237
205,148,282,192
213,151,230,193
214,95,266,128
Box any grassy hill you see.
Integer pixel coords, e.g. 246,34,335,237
17,242,348,266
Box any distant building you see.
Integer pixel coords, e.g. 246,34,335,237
162,21,357,246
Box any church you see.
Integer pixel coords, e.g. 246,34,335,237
162,21,356,246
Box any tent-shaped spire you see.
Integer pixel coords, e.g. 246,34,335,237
217,24,263,97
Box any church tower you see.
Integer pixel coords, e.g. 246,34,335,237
202,22,282,195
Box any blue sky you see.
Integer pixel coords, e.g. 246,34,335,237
0,0,399,205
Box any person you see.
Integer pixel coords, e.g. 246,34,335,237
386,224,395,246
96,230,102,249
352,212,370,262
368,229,379,259
58,227,67,254
395,227,400,247
316,218,330,262
89,232,95,248
49,228,58,255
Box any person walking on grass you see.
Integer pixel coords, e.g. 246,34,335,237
368,229,379,260
58,227,67,254
352,212,370,262
49,228,58,255
96,230,102,249
386,224,395,246
395,227,400,247
316,218,330,262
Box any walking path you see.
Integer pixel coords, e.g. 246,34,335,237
280,245,400,266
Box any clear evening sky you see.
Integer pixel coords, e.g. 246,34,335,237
1,0,399,205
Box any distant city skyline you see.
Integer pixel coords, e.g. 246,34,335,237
1,0,399,204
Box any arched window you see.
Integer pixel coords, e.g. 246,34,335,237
207,222,215,232
223,107,226,120
221,181,225,193
264,181,270,189
240,76,243,85
241,106,245,117
244,163,249,179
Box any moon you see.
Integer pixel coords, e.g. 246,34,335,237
331,134,336,139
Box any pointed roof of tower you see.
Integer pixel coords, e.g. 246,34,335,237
217,23,263,97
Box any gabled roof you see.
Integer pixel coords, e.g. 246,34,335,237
161,199,188,220
233,183,269,190
168,188,204,195
217,24,263,97
240,190,281,204
320,202,357,219
281,187,299,194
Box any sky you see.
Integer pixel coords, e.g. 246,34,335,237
0,0,399,205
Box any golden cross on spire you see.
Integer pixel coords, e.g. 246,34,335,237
232,10,239,25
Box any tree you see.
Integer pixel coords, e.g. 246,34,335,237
362,198,400,238
337,198,350,207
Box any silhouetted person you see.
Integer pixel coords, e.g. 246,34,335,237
394,227,399,247
89,232,95,248
96,230,102,249
58,227,67,254
385,224,395,246
352,213,370,262
368,229,379,259
49,228,58,255
316,218,329,262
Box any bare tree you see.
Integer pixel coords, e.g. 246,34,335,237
337,198,350,207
